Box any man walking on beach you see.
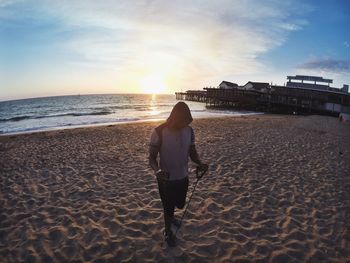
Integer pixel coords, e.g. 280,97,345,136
148,102,208,247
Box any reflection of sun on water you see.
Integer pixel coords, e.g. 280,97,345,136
140,75,167,94
148,93,161,116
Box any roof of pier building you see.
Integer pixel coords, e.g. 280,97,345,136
219,81,239,89
243,82,270,92
286,75,335,91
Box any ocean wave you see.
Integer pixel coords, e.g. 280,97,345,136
191,109,206,113
0,117,143,135
64,111,113,117
0,116,32,122
114,105,149,111
0,111,113,122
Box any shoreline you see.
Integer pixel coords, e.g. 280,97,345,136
1,114,349,262
0,112,262,137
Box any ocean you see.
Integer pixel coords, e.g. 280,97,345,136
0,94,258,135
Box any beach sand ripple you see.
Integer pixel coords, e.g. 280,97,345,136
0,115,349,262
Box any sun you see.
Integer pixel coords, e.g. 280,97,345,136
139,74,167,94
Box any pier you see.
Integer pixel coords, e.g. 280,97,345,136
175,90,206,102
175,76,350,116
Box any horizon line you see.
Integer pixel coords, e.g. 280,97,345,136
0,92,176,103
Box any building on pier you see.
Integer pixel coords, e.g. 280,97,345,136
218,81,238,89
175,75,350,116
287,75,332,90
242,82,270,92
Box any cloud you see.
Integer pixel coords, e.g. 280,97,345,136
0,0,16,7
1,0,310,92
298,58,350,74
344,41,350,48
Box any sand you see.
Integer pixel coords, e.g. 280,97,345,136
0,115,349,262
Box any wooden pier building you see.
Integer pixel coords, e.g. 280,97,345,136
175,76,350,116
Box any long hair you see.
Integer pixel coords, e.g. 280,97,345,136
166,102,193,129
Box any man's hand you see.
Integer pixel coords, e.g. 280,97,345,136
155,169,170,181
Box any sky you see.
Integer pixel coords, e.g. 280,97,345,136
0,0,349,101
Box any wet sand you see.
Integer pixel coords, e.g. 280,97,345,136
0,115,349,262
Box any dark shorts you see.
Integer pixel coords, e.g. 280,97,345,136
157,177,189,217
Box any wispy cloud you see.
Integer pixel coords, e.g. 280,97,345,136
299,58,350,74
344,41,350,48
1,0,310,92
0,0,16,7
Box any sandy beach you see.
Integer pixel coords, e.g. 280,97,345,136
0,114,349,262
